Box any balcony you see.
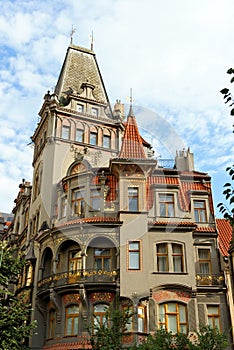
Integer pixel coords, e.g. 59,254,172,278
195,273,225,287
37,269,119,293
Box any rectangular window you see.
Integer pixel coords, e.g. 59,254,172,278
76,128,84,142
198,248,211,274
94,249,111,271
103,134,111,148
72,188,85,217
207,305,220,330
156,243,184,273
91,188,101,211
62,125,70,140
194,200,207,222
128,241,140,270
77,104,84,113
128,187,139,211
92,107,99,117
90,132,98,145
159,194,174,217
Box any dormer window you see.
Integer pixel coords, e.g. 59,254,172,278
194,200,207,222
77,104,84,113
159,194,174,217
91,107,99,117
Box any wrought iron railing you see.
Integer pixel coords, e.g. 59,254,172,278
37,269,119,292
195,273,225,286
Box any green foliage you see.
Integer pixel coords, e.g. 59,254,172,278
217,165,234,227
0,241,37,349
134,326,228,350
220,67,234,125
88,303,133,350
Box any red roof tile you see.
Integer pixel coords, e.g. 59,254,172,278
119,107,146,159
216,218,233,256
57,217,122,228
195,226,216,233
148,221,197,228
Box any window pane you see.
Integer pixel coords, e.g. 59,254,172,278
74,317,78,334
129,252,140,269
90,132,97,145
66,318,73,335
179,305,186,322
158,304,165,323
76,128,84,142
180,324,187,333
62,125,70,139
67,305,79,314
167,303,176,312
158,257,167,271
77,104,84,113
168,315,177,333
129,242,139,250
138,317,144,332
207,306,219,314
103,135,111,148
128,187,138,211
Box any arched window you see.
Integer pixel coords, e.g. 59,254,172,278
65,305,79,336
158,302,187,334
93,304,109,329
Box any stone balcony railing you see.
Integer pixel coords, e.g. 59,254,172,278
195,273,225,287
37,269,119,293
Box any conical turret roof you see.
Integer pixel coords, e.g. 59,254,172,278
119,106,146,159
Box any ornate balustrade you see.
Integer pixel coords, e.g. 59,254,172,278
37,269,119,292
195,273,225,286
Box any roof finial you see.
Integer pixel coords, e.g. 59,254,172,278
127,88,134,107
127,88,135,116
70,24,76,45
89,30,94,51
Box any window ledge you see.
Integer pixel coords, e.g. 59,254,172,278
152,272,188,275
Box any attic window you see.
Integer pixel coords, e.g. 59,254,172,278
77,104,84,113
91,107,99,117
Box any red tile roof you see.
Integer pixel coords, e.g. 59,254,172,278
216,218,233,256
146,174,214,214
148,221,197,228
119,107,146,159
57,217,123,228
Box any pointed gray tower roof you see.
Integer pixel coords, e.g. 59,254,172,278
55,44,109,103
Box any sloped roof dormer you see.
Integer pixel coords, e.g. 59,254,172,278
118,106,146,159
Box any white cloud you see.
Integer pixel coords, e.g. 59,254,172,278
0,0,233,213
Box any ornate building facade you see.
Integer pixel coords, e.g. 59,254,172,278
8,42,232,349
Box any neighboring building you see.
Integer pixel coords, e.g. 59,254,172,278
217,218,234,344
7,42,232,349
0,212,13,239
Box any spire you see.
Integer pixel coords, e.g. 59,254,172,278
118,106,146,159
